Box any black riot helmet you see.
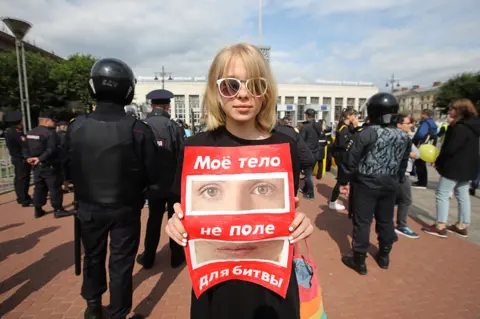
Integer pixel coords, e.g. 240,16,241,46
88,58,136,106
366,92,399,125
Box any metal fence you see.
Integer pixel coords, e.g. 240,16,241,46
0,138,15,194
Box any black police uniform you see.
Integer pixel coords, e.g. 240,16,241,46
330,121,354,205
65,58,174,319
25,111,69,218
339,93,411,275
4,111,32,206
56,121,70,190
136,89,185,270
324,126,333,172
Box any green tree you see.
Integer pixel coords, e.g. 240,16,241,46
436,72,480,112
50,54,97,110
0,51,60,110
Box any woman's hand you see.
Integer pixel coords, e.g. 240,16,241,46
165,203,188,247
288,212,314,244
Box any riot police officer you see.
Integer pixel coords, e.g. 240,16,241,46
65,58,173,319
25,110,70,218
4,111,32,207
56,121,72,193
338,93,411,275
136,89,184,269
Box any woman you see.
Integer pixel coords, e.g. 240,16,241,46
329,109,358,210
165,43,314,319
395,114,420,239
422,99,480,238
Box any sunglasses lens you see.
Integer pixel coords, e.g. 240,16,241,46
219,79,240,97
247,78,268,97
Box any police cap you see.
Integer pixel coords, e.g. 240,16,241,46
89,58,136,105
147,89,174,105
4,111,22,123
39,110,58,122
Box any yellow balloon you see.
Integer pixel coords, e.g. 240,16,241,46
419,144,439,163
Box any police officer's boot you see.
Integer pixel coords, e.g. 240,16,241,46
54,208,73,218
375,245,392,269
84,299,102,319
34,206,46,218
342,251,367,275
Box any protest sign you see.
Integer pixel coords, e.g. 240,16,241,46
181,144,295,298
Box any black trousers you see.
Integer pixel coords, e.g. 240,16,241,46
350,182,398,253
11,157,31,204
32,165,63,210
78,203,141,319
143,192,183,264
414,159,428,186
325,148,332,172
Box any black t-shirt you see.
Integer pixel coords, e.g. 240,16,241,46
172,125,301,319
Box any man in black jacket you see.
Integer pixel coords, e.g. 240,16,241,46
25,111,70,218
4,111,32,207
65,58,174,319
299,109,324,200
137,89,184,270
275,117,315,171
339,93,410,275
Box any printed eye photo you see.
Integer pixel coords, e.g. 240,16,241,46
189,238,289,269
185,173,289,215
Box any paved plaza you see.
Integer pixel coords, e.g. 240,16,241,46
0,172,479,318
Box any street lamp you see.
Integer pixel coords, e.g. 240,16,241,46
385,73,401,93
154,66,173,89
1,17,33,132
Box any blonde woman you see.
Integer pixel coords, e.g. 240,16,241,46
165,43,313,319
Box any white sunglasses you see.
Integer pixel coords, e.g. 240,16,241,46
216,77,268,98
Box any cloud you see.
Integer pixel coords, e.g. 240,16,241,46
1,0,260,78
267,0,480,87
1,0,479,90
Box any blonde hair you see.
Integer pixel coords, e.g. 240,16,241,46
201,43,278,132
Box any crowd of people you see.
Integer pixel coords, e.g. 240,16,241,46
1,42,479,319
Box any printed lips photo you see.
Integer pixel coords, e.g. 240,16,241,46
189,238,289,269
185,173,289,215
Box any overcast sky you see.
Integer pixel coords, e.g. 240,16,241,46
2,0,479,89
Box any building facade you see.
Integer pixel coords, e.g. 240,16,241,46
394,82,443,120
133,78,379,128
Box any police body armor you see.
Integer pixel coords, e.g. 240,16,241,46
357,126,409,176
69,115,144,206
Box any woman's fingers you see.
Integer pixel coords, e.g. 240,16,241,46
166,203,188,246
288,212,313,244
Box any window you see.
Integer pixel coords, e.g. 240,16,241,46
189,95,200,125
335,98,343,120
347,98,355,108
285,96,294,104
277,96,282,104
310,97,319,104
174,95,186,120
322,97,332,106
297,97,306,121
359,98,367,108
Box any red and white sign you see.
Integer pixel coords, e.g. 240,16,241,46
181,144,295,298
